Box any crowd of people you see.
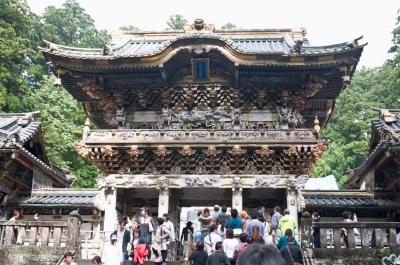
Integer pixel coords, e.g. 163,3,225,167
4,206,368,265
68,205,303,265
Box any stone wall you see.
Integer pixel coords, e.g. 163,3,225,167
0,245,68,265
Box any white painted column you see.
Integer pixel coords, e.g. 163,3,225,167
158,188,169,217
104,187,118,234
286,188,299,238
232,189,243,212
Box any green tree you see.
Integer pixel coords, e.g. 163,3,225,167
119,25,140,32
221,23,237,30
0,0,34,111
25,76,99,187
41,0,109,48
311,65,400,185
166,14,187,30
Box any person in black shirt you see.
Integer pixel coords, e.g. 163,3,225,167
206,241,230,265
189,241,208,265
280,236,303,265
181,221,193,260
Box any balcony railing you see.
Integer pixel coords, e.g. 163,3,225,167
303,221,400,249
0,217,80,247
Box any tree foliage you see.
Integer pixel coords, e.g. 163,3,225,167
0,0,104,187
40,0,109,48
0,0,33,112
25,76,99,187
119,25,140,32
221,23,237,30
166,14,187,30
312,65,400,185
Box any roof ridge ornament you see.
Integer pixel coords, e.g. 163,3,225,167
184,19,215,33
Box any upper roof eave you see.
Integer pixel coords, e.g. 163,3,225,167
40,35,365,63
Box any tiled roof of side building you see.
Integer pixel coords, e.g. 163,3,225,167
301,190,400,209
14,189,99,208
0,112,72,187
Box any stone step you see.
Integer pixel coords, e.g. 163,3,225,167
76,259,182,265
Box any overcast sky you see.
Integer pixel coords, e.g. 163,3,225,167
27,0,399,68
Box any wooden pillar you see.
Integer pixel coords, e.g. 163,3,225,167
232,189,243,212
286,188,299,237
103,187,118,233
158,188,169,218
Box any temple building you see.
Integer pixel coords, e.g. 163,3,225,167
0,113,71,211
40,19,365,232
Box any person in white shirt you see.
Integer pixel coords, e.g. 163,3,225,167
162,213,175,241
204,224,222,255
102,234,122,265
193,210,203,242
222,229,239,264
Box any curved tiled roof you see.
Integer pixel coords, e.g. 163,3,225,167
0,113,71,187
40,31,363,60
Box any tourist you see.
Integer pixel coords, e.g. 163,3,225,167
272,206,282,243
226,209,243,232
251,225,264,244
271,206,282,232
212,205,220,220
127,214,139,231
180,221,193,260
194,210,203,242
9,209,24,244
257,209,266,223
102,234,121,265
32,212,41,221
132,230,149,265
246,211,264,238
138,207,155,259
239,211,248,231
264,215,274,245
278,209,296,237
162,213,175,242
189,241,208,265
111,219,131,264
217,206,230,226
162,213,175,260
199,208,213,239
280,236,303,265
138,207,155,243
206,241,230,265
233,233,247,264
237,244,285,265
217,221,226,240
341,210,359,248
156,217,170,264
204,224,222,255
312,211,321,248
61,251,77,265
277,229,299,251
222,229,238,265
92,256,102,265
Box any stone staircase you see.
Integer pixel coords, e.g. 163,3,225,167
76,260,183,265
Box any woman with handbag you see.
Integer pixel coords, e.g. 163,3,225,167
280,236,303,265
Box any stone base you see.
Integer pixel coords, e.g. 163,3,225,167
0,245,73,265
313,248,400,265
